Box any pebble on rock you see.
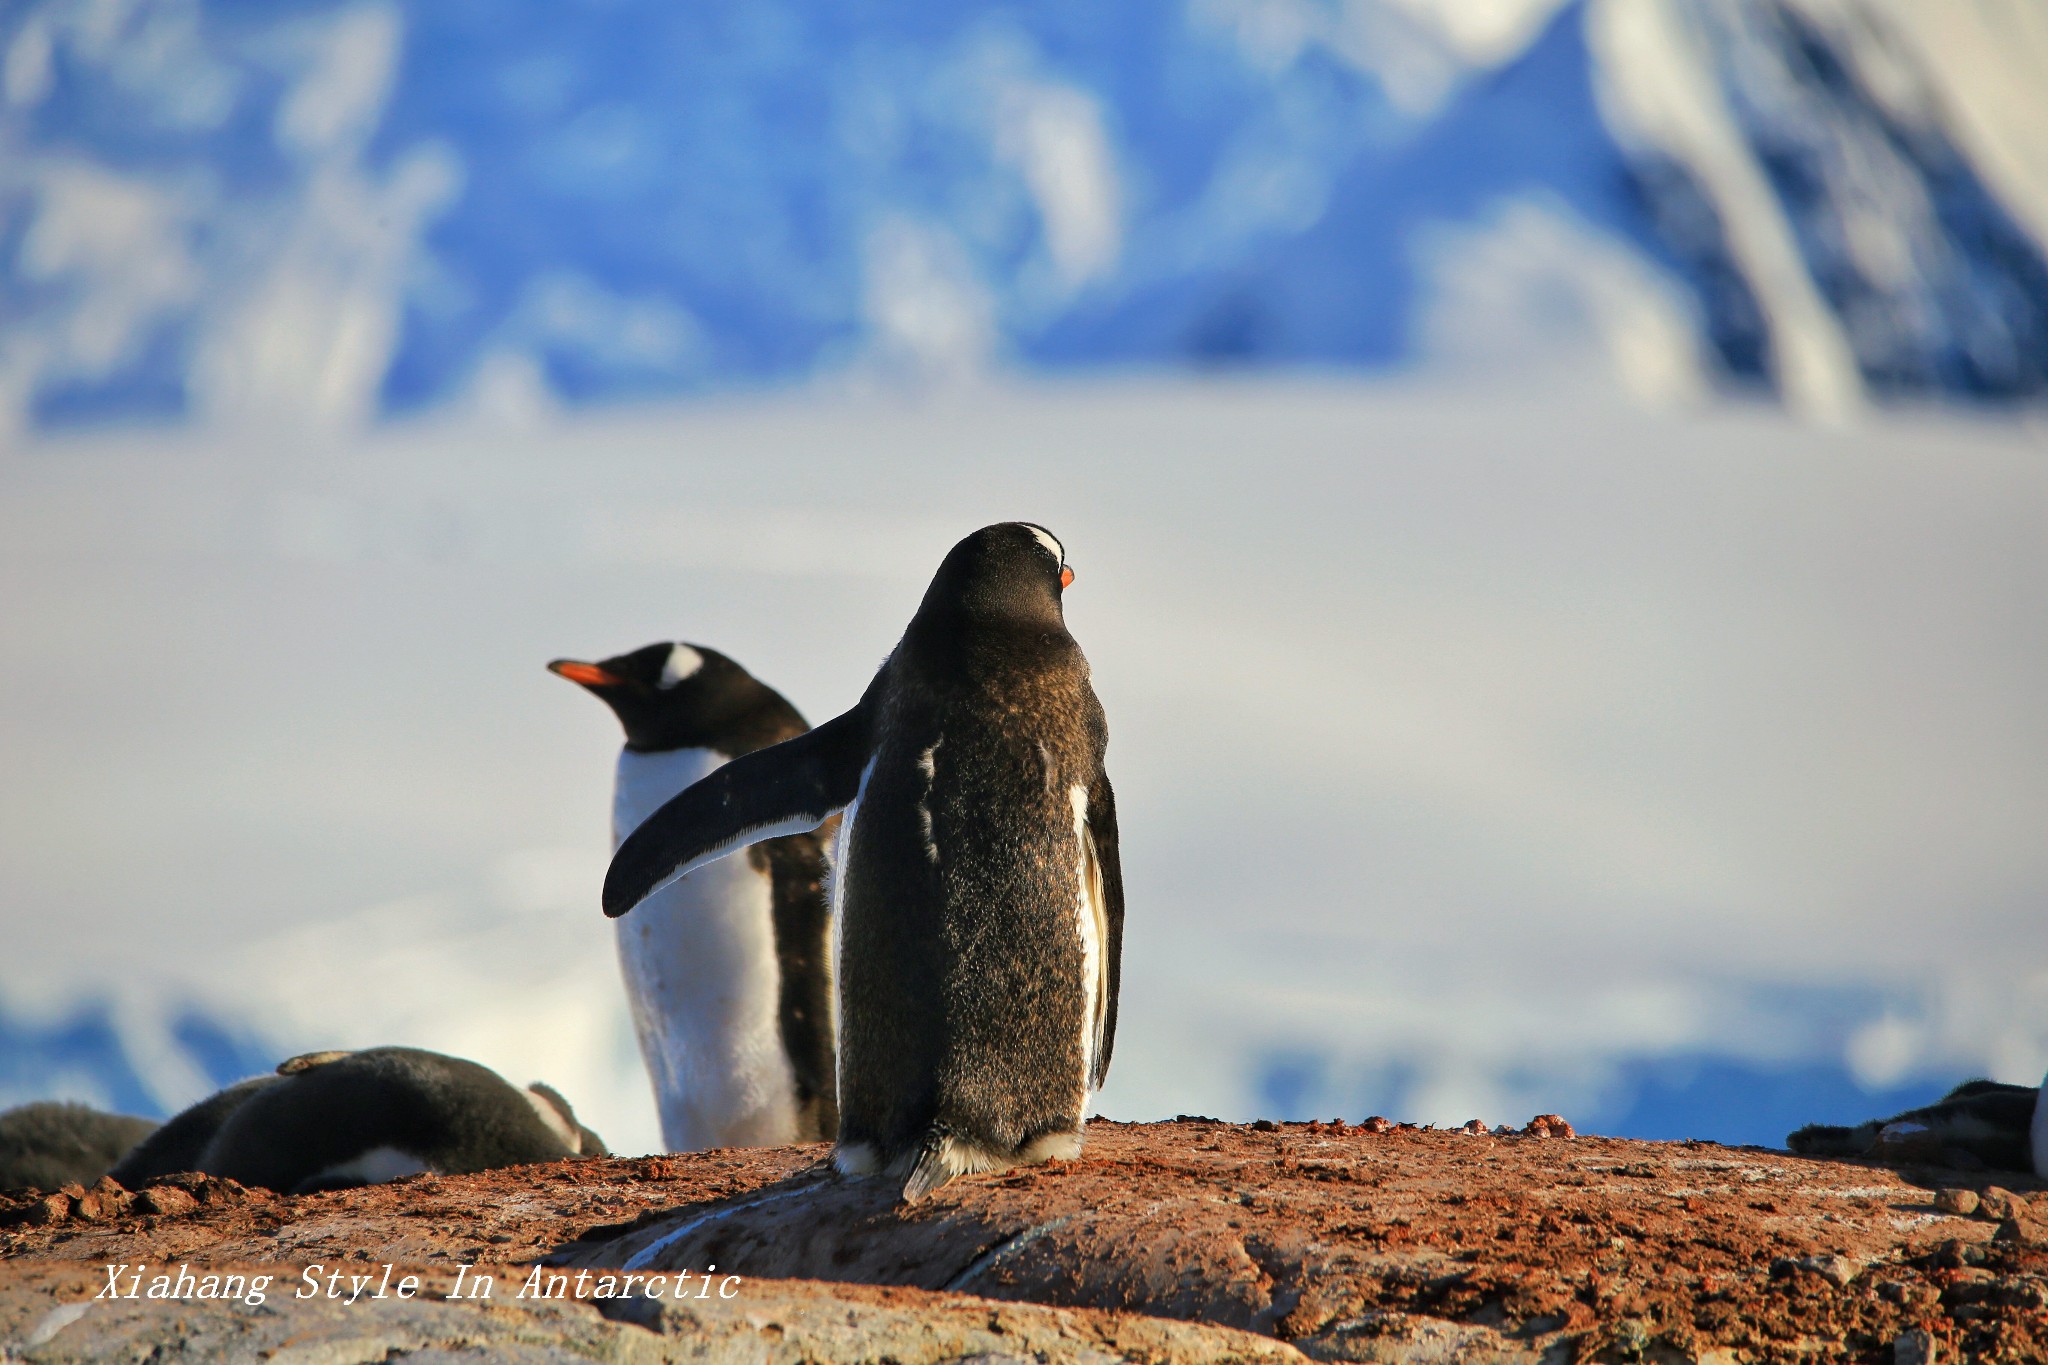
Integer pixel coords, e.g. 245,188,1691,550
1933,1187,1979,1216
1523,1114,1576,1139
135,1186,198,1217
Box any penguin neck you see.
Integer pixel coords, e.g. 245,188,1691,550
902,608,1075,681
613,746,727,844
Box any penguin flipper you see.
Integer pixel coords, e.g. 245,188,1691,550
605,700,873,918
1083,771,1126,1092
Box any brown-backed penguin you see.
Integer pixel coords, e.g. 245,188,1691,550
604,524,1123,1200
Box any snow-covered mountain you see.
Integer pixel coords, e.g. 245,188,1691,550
2,0,2044,435
3,0,2045,1158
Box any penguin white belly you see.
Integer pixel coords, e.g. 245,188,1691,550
2034,1068,2048,1177
309,1146,434,1187
1070,783,1108,1103
614,748,801,1152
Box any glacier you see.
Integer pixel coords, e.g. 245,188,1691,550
1,0,2045,434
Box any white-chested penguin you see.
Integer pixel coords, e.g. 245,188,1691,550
115,1048,605,1195
550,642,836,1150
604,524,1124,1201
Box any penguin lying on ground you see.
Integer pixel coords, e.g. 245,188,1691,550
1788,1077,2041,1174
112,1048,604,1194
550,642,836,1151
606,523,1124,1201
0,1102,158,1192
106,1077,277,1189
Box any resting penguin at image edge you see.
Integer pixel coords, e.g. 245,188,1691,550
0,1101,159,1192
2038,1068,2048,1176
1788,1076,2043,1175
550,642,836,1152
114,1047,604,1195
606,522,1124,1202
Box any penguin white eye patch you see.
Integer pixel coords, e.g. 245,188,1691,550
1025,525,1065,567
659,645,705,687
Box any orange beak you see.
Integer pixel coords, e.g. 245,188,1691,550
548,660,621,687
1060,566,1075,589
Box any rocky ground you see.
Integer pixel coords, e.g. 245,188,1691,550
3,1118,2045,1363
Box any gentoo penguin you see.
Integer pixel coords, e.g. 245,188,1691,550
0,1101,158,1192
1788,1077,2040,1173
605,523,1124,1201
150,1047,605,1195
106,1076,278,1190
550,642,836,1150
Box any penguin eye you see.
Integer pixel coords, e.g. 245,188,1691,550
658,645,704,688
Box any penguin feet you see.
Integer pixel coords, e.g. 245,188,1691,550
831,1141,882,1177
899,1134,1011,1202
834,1127,1088,1203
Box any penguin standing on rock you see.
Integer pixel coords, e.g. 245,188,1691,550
605,523,1124,1200
551,642,836,1150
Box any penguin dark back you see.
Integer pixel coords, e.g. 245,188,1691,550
602,522,1124,1202
110,1048,603,1195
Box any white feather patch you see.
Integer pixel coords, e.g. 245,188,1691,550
1026,525,1065,566
1070,784,1108,1100
917,740,941,863
828,757,878,1108
2033,1067,2048,1177
310,1145,433,1187
658,644,704,687
523,1086,582,1153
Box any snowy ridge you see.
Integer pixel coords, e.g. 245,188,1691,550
0,0,2043,432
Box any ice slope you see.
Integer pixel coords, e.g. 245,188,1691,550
1,0,2044,435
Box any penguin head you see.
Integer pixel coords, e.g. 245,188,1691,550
918,522,1073,625
549,642,792,753
524,1082,608,1157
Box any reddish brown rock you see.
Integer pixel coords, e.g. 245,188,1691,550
1935,1187,1980,1217
132,1186,198,1217
1,1121,2044,1362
